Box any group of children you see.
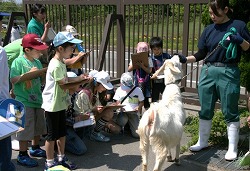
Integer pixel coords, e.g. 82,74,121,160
1,4,172,171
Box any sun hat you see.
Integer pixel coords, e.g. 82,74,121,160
136,42,149,53
53,31,82,47
62,25,79,36
94,71,113,90
120,72,134,90
21,33,48,50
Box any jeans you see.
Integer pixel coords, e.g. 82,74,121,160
65,127,87,155
65,125,94,155
0,136,15,171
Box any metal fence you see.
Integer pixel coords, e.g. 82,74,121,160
21,0,248,107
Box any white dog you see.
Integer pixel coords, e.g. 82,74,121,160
137,55,186,171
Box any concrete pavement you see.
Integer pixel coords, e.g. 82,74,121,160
10,105,249,171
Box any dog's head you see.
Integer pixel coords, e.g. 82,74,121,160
163,54,182,85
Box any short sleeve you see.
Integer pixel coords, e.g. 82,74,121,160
148,57,153,67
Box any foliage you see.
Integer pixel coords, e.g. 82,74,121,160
0,1,22,13
184,109,249,150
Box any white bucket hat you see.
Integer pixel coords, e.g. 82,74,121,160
94,71,113,90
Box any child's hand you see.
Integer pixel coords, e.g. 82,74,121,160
150,73,157,79
45,20,51,30
29,67,38,72
94,106,104,113
136,61,144,68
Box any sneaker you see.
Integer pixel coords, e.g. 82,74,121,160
17,154,38,167
90,132,110,142
59,156,77,170
44,161,70,171
29,147,46,158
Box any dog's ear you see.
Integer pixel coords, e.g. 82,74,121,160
166,60,181,73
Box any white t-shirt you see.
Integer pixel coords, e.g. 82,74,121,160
10,26,22,42
113,86,144,112
42,58,70,112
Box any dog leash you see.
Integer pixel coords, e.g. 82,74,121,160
181,44,221,80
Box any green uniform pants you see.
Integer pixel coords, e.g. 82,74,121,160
198,64,240,123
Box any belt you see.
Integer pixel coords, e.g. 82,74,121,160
205,62,237,67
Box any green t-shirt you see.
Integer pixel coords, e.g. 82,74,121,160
42,58,70,112
10,55,43,108
27,17,44,37
3,39,23,68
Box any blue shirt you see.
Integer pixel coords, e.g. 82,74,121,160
151,52,171,73
198,19,250,63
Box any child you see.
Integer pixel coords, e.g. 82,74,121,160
113,72,144,138
62,25,88,75
149,37,171,102
74,71,121,142
10,34,48,167
128,42,153,109
27,4,50,42
42,32,89,170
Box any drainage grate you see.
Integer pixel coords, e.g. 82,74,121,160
185,147,250,171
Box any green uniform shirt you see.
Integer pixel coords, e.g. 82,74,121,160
3,39,23,68
10,55,43,108
27,17,44,37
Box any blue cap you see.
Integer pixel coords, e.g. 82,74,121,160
53,31,83,47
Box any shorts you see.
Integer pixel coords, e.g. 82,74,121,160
16,107,46,141
45,110,67,141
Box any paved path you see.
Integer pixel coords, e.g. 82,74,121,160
11,105,250,171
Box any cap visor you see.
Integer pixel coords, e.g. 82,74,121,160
121,84,131,91
69,38,83,44
103,82,113,90
32,44,48,51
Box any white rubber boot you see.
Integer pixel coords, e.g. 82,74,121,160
189,119,212,152
225,121,240,161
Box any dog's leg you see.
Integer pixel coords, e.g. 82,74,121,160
153,144,168,171
174,143,181,166
139,129,150,171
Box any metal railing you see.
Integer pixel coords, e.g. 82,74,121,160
21,0,248,107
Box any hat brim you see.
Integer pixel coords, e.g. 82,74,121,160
31,44,48,51
102,82,113,90
121,84,132,91
68,38,82,44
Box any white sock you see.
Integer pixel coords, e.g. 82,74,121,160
46,159,54,166
57,154,65,162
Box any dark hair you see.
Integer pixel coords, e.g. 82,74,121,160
0,15,3,21
209,0,233,17
23,47,33,52
31,4,46,17
149,37,163,49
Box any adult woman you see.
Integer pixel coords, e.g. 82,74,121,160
74,71,121,142
179,0,250,161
